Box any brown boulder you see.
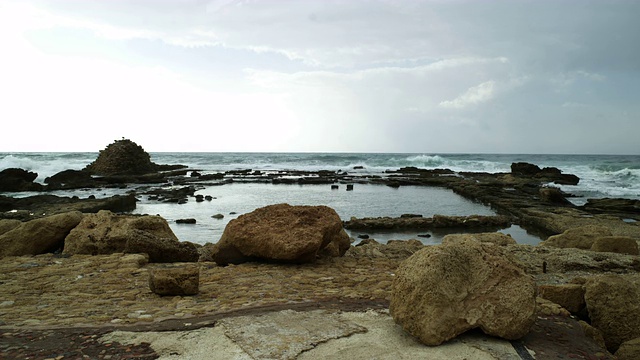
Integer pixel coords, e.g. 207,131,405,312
540,225,612,250
590,236,639,255
390,238,536,346
149,264,200,296
63,210,199,262
207,204,351,265
0,211,83,258
0,219,22,236
584,274,640,353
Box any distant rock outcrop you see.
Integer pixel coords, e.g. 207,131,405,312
202,204,351,265
0,168,43,192
84,139,159,176
390,237,536,346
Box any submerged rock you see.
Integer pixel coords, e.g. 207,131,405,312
203,203,351,265
390,237,536,346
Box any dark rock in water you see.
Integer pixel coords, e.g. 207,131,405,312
539,187,572,205
331,185,339,190
45,169,94,189
353,166,364,170
0,193,137,220
195,195,204,202
229,212,237,215
582,198,640,216
190,171,202,177
401,214,423,218
204,195,214,201
84,139,159,176
511,162,541,176
177,199,188,204
176,218,197,224
418,234,432,238
387,181,400,188
212,213,224,219
346,184,354,191
357,234,369,239
0,168,43,192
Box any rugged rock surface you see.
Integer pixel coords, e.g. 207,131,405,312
390,238,537,345
0,194,137,221
442,232,517,246
0,168,43,192
84,139,159,176
148,264,200,296
540,225,613,250
584,274,640,353
590,236,639,255
615,337,640,360
510,162,580,185
203,204,351,265
343,214,511,231
0,219,22,235
538,284,586,314
0,211,83,258
63,210,199,262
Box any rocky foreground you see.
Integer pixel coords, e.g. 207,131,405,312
1,140,640,359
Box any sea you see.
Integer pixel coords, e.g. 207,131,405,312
1,152,639,246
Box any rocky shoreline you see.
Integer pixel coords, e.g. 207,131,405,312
1,140,640,359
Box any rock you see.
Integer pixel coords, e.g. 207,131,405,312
590,236,639,255
84,139,158,176
346,239,424,260
390,238,536,345
0,168,43,192
44,169,94,188
211,214,224,219
540,225,612,250
206,204,351,265
578,320,608,350
149,264,200,296
63,210,199,262
584,274,640,353
615,337,640,360
176,218,197,224
539,187,572,205
538,284,585,313
442,233,516,246
346,184,354,191
583,198,640,215
0,211,83,258
0,219,22,235
511,162,541,176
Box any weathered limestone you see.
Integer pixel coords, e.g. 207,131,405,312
390,238,537,345
205,204,351,265
584,274,640,353
442,232,516,246
540,225,613,250
538,284,585,313
615,337,640,360
63,210,199,262
0,219,22,235
149,265,200,296
0,211,83,258
590,236,639,255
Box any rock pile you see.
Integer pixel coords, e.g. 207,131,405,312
390,237,536,346
202,203,351,265
84,139,159,176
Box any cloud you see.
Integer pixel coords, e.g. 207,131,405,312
439,81,496,109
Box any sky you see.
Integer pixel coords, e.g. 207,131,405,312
1,0,639,154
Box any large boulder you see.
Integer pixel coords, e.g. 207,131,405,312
44,169,94,189
0,168,43,192
538,284,586,314
84,139,158,176
616,337,640,360
0,211,83,258
205,204,351,265
584,275,640,353
390,238,536,346
539,225,612,250
63,210,199,262
0,219,22,235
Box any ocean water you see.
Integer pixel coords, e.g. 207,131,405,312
1,152,639,245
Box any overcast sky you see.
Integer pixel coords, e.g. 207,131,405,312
1,0,638,154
